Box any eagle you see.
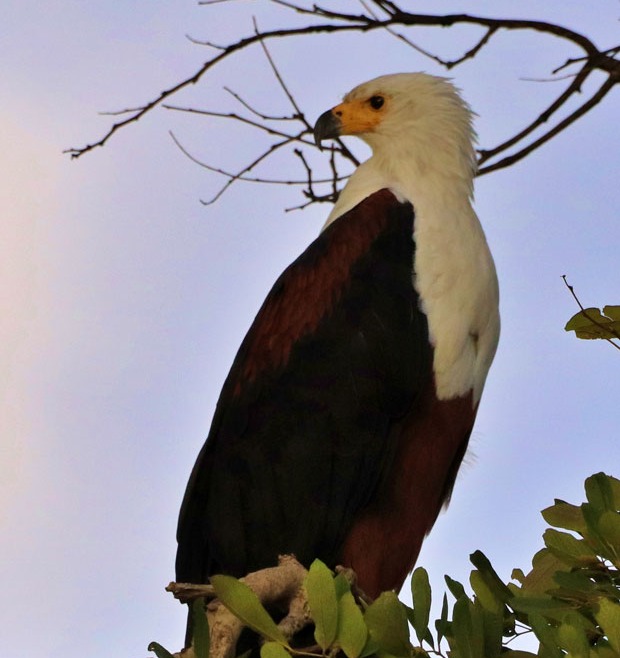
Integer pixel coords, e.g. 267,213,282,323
176,73,500,604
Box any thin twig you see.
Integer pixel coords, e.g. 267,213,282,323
478,75,616,175
369,0,400,17
284,148,345,211
520,73,580,83
170,130,297,205
446,26,498,69
63,21,374,158
477,62,591,165
163,103,313,144
199,0,242,5
361,0,498,70
184,33,227,49
358,0,447,66
98,106,148,116
562,275,620,351
224,86,299,121
252,17,312,131
169,131,348,205
272,0,371,23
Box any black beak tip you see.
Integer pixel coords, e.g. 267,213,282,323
313,109,341,150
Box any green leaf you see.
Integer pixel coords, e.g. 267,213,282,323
510,595,573,620
191,597,210,658
470,550,513,605
147,642,175,658
470,570,502,614
564,307,620,339
519,548,570,595
411,567,432,644
552,569,596,595
603,305,620,321
210,575,287,645
261,642,292,658
468,600,486,658
364,592,411,657
591,645,620,658
598,511,620,547
543,528,597,565
585,473,616,512
479,606,504,658
451,597,479,658
445,575,466,600
336,591,368,658
305,559,338,650
582,504,607,547
528,613,563,658
334,572,352,599
605,474,620,508
556,613,590,658
436,593,449,646
542,500,587,534
359,635,380,658
595,598,620,652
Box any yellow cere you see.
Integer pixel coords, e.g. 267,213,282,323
331,96,388,135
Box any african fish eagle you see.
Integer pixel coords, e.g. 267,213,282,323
176,73,500,603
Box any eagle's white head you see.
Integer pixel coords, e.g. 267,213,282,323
314,72,477,189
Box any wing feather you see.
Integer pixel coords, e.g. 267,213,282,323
175,189,432,584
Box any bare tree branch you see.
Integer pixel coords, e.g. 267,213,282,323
169,129,348,204
67,2,619,210
170,130,302,205
162,24,360,205
163,103,311,143
223,86,298,121
63,20,371,159
283,148,345,211
253,17,308,127
478,73,617,175
359,0,500,70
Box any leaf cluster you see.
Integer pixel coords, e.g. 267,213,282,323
408,472,620,658
150,472,620,658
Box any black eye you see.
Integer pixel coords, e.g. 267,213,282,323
369,95,384,110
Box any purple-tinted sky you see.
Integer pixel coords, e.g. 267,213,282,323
2,2,619,656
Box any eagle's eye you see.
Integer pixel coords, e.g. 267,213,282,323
369,95,385,110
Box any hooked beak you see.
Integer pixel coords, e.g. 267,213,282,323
313,109,342,149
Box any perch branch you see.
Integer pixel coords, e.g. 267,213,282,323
170,555,311,658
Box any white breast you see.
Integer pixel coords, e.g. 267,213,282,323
406,177,499,402
324,163,500,404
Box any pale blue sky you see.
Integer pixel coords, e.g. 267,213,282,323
2,2,619,656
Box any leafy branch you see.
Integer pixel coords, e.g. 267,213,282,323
151,473,620,658
563,276,620,351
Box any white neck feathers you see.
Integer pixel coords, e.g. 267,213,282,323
322,75,500,403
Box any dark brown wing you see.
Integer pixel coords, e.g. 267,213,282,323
175,189,432,585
